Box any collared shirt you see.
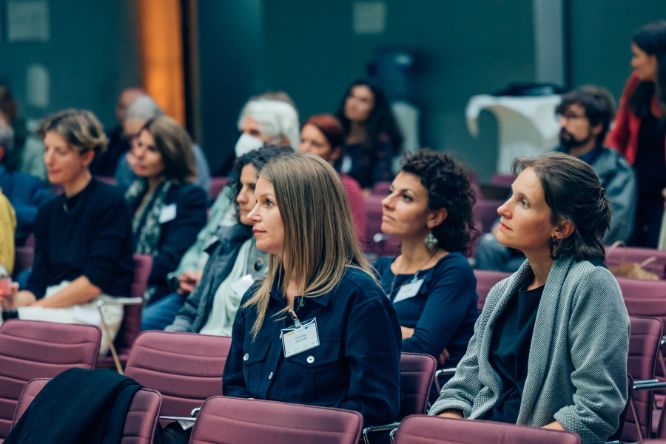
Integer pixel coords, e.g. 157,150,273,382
223,266,402,426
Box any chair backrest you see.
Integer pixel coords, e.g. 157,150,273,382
97,254,152,370
399,353,437,419
209,176,230,201
0,320,101,438
372,181,392,196
623,317,663,441
12,378,162,444
474,269,510,310
490,174,515,187
394,415,581,444
363,194,400,257
606,246,666,279
617,278,666,328
124,331,231,417
473,199,503,234
190,396,363,444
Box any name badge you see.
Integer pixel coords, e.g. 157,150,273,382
231,274,254,297
393,279,424,303
281,318,320,358
159,204,177,223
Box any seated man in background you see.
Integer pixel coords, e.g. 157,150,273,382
90,86,144,177
0,115,52,245
114,94,211,193
476,85,636,272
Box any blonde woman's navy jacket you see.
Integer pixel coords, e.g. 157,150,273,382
223,266,402,426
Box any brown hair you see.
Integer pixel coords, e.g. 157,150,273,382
38,109,108,154
140,116,196,182
512,152,610,261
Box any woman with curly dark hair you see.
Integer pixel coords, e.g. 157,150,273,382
374,149,478,365
335,79,403,190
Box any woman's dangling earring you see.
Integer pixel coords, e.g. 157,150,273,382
425,231,438,250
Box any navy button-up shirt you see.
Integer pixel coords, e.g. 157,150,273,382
223,266,402,425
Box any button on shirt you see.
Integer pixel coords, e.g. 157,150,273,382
223,266,402,426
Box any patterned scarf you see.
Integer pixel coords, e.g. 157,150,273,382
126,178,176,257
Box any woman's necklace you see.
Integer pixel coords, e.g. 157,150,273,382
389,249,440,298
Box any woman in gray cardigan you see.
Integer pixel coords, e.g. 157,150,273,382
430,152,629,444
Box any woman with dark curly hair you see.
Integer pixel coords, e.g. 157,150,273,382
335,79,403,190
374,149,478,365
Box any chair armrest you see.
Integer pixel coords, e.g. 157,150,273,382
362,422,400,444
97,296,143,306
633,378,666,391
159,416,197,422
435,368,456,378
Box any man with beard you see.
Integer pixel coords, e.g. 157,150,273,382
475,86,636,272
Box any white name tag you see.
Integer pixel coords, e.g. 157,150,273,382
281,318,320,358
159,204,177,223
393,279,424,303
231,274,254,297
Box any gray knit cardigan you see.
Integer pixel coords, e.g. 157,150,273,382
429,257,629,444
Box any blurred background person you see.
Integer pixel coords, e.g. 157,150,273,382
607,20,666,247
335,79,403,190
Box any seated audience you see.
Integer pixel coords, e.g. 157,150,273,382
0,86,45,179
125,116,207,305
0,191,15,275
224,154,401,426
335,79,403,190
430,153,629,444
606,20,666,248
3,109,134,354
115,95,211,193
476,86,636,272
0,115,52,245
165,93,298,301
155,147,288,332
90,86,144,177
299,114,366,240
374,150,478,365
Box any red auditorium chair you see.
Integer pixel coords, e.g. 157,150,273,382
393,415,580,444
363,194,400,257
473,269,510,309
372,181,392,196
0,320,101,439
190,396,363,444
209,177,230,201
97,254,152,372
623,317,663,441
473,199,503,234
124,331,231,420
11,378,161,444
605,245,666,279
362,352,437,444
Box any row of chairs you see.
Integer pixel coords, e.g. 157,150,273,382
0,321,438,443
1,314,663,444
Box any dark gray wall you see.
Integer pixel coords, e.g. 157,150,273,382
197,0,264,174
260,0,536,180
0,0,141,129
568,0,665,102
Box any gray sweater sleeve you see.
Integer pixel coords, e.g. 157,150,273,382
553,267,629,443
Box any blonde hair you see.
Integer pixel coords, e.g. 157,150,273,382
38,109,108,154
245,154,371,337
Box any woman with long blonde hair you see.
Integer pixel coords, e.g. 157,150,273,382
223,153,401,426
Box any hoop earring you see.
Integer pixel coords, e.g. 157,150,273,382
425,231,438,250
